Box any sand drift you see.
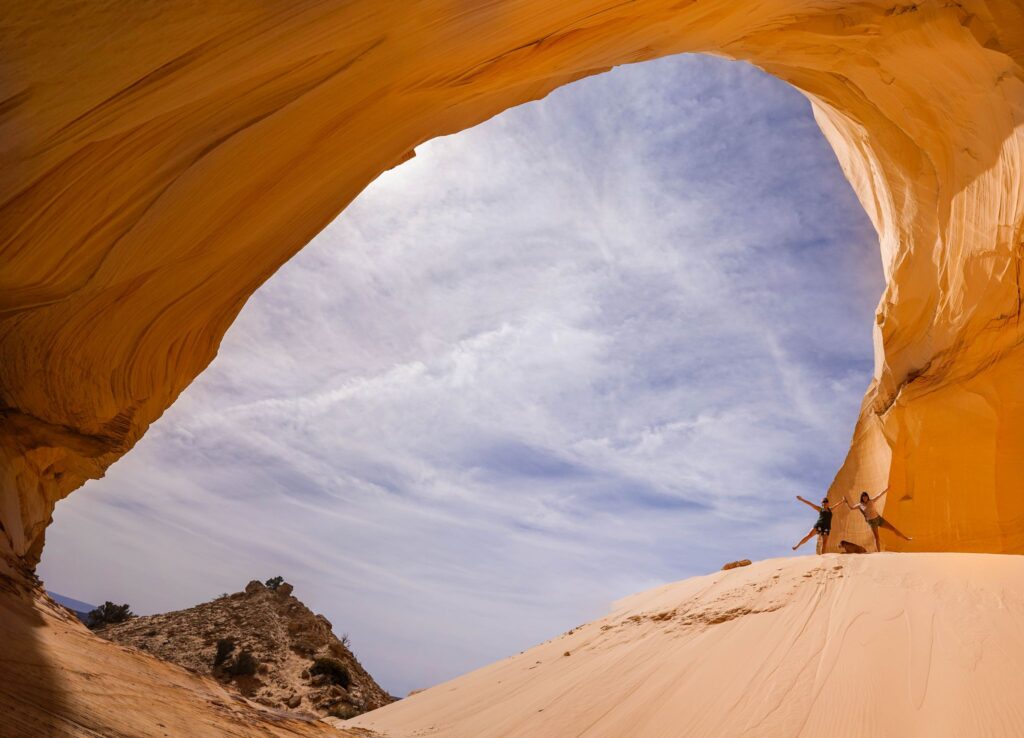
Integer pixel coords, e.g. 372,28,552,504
352,554,1024,738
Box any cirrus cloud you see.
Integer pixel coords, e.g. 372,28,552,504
40,53,882,696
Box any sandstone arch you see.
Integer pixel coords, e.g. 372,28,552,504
2,1,1023,571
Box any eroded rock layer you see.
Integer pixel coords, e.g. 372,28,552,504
2,1,1023,563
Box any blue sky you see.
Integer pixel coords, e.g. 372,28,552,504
39,54,882,696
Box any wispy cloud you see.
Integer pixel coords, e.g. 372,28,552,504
40,54,881,696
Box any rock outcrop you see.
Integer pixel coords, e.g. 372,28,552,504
2,1,1024,567
0,568,363,738
95,580,394,720
350,553,1024,737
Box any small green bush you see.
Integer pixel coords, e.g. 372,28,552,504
264,576,284,590
309,657,350,688
213,638,236,667
326,703,360,720
86,602,134,629
226,649,258,677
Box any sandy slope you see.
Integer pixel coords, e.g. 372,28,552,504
5,553,1023,736
350,554,1024,738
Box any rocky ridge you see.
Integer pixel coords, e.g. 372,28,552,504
96,579,394,720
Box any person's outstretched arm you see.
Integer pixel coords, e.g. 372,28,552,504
869,488,889,501
828,499,846,511
795,495,822,512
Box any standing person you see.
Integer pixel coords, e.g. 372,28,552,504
792,495,843,554
848,489,912,551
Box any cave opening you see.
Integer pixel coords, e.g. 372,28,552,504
37,53,882,697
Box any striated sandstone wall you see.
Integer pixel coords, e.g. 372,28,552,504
2,1,1023,565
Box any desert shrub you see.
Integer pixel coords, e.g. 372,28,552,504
309,657,350,688
213,638,236,667
326,703,360,720
264,576,284,590
226,649,259,677
86,602,134,629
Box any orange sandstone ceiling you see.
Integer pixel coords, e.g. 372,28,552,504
1,0,1023,567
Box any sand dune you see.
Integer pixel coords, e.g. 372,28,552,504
351,554,1024,738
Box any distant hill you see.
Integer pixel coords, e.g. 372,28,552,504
95,580,394,720
47,591,95,623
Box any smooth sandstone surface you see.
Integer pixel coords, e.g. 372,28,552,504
2,1,1024,567
351,554,1024,738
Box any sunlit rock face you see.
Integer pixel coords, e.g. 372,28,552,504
1,1,1023,566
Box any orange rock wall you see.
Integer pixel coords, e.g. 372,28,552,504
2,1,1023,564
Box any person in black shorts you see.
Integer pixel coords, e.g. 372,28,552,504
847,489,912,551
792,495,843,554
